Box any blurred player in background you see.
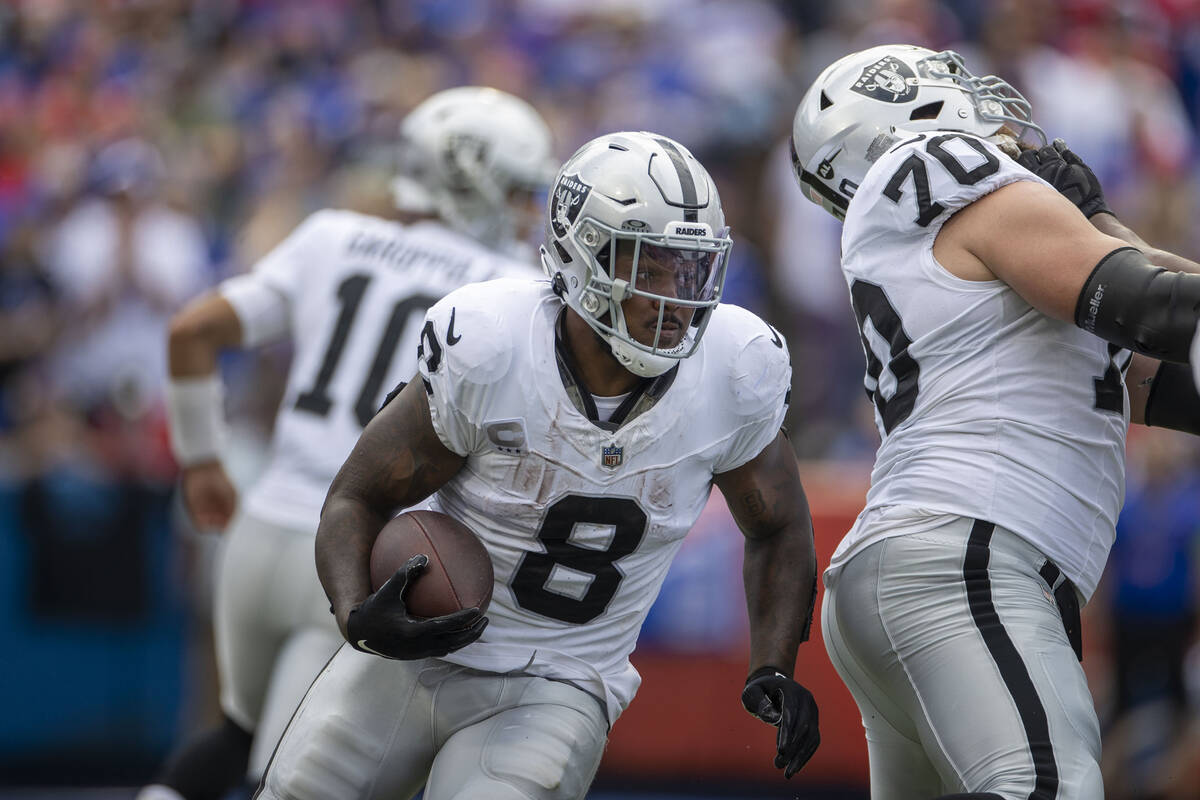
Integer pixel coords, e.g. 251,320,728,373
139,87,555,800
255,130,821,800
790,44,1200,799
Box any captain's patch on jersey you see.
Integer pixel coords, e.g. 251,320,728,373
486,419,526,454
551,172,591,238
851,56,918,103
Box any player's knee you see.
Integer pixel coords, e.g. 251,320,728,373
473,714,602,799
261,714,380,800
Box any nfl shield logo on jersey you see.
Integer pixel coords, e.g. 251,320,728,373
601,444,623,469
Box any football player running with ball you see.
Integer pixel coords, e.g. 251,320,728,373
140,88,555,800
254,131,822,800
791,45,1200,799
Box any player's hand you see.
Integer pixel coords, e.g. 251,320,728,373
741,666,820,779
346,554,487,660
1016,138,1112,219
180,461,238,531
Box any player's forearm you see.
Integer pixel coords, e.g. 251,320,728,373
743,522,817,676
1090,213,1200,274
315,392,461,630
316,490,386,629
165,295,243,465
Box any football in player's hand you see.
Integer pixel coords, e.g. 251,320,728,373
370,510,494,618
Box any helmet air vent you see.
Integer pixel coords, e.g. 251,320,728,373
819,91,833,110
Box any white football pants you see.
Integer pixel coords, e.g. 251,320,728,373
822,516,1103,799
254,649,609,800
214,511,343,780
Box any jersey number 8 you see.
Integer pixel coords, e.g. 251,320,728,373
511,494,648,625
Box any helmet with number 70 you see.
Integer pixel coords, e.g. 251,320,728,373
791,44,1046,220
391,86,557,252
540,132,732,378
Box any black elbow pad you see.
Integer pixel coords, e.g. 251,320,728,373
1144,361,1200,436
1074,247,1200,363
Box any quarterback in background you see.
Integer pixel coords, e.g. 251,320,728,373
140,87,555,800
255,131,822,800
791,45,1200,800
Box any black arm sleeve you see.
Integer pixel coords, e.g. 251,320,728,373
1144,361,1200,436
1074,247,1200,363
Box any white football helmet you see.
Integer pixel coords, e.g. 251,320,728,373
540,132,732,378
791,44,1046,220
392,86,557,250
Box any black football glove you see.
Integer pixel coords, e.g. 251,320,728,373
1016,138,1112,219
346,554,487,660
741,666,820,779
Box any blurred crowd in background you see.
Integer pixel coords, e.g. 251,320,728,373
0,0,1198,796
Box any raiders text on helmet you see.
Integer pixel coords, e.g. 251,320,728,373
540,132,732,378
791,45,1045,220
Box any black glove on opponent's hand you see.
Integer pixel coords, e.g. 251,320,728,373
741,666,820,778
347,554,487,660
1016,138,1112,219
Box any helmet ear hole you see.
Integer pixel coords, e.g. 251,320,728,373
909,101,944,121
819,91,834,110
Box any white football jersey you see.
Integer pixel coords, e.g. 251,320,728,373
830,131,1128,601
417,278,791,724
221,210,536,530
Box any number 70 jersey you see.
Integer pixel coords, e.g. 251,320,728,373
834,131,1128,602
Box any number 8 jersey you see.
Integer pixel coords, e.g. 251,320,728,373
831,131,1128,602
417,278,791,725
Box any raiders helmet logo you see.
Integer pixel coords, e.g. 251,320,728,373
850,56,918,103
551,173,592,238
443,133,489,188
817,148,841,179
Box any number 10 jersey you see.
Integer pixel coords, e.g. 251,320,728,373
220,210,534,531
417,278,791,725
832,131,1128,602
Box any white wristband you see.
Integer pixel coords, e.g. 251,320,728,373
166,374,227,466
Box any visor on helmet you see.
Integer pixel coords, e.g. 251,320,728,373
584,221,730,356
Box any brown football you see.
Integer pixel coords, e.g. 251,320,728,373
369,510,494,619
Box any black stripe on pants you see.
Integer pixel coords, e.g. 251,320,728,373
963,520,1059,800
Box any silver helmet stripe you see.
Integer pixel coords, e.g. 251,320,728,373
652,137,699,221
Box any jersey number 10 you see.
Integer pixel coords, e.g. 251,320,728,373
295,273,438,427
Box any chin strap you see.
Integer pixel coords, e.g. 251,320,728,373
986,132,1020,159
553,309,678,430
